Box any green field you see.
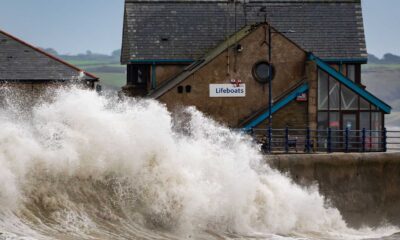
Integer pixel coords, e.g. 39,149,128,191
363,64,400,70
67,60,126,88
71,60,125,71
67,60,121,66
92,72,126,88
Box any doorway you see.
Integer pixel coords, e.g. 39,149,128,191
342,113,358,151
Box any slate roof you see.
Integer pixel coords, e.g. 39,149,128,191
121,0,367,64
0,30,98,81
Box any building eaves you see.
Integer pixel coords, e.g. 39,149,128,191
126,0,360,2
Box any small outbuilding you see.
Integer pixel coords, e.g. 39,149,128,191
0,29,99,101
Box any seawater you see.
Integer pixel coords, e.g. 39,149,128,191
0,87,397,240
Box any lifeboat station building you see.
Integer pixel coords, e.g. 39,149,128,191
121,0,391,151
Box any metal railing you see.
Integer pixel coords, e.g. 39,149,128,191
243,127,400,154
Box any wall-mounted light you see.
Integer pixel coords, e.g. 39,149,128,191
235,44,243,53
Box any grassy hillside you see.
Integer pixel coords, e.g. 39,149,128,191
70,59,126,90
363,64,400,71
94,73,126,89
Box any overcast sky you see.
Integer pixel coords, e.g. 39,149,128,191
0,0,398,58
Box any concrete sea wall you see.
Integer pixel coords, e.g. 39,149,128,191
267,152,400,227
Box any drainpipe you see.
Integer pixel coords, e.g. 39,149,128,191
268,24,273,153
151,62,156,89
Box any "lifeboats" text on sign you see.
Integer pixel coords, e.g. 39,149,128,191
209,84,246,97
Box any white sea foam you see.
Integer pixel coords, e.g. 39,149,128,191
0,87,397,239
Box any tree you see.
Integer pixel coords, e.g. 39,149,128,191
111,49,121,58
382,53,400,64
42,48,59,56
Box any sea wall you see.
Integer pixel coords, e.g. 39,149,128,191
267,152,400,227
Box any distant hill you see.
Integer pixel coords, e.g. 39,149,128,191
368,53,400,64
40,48,126,90
45,48,399,66
41,48,121,63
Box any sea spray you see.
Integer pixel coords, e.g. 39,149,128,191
0,87,397,239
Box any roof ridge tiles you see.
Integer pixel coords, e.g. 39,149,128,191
125,0,360,3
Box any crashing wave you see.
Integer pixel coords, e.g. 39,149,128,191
0,87,397,240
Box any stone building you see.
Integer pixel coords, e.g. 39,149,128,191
0,29,99,102
120,0,390,147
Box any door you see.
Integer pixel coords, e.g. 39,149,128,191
342,113,357,151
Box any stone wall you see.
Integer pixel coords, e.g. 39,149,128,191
155,65,187,87
159,25,307,127
254,100,308,129
306,60,318,130
267,152,400,227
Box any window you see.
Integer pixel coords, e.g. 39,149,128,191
318,70,329,110
360,97,370,110
252,61,274,83
318,112,329,131
330,112,341,150
329,77,340,110
341,85,358,110
343,113,358,150
330,112,340,130
137,66,149,84
347,65,356,82
185,85,192,93
371,112,383,150
177,86,184,93
317,67,384,137
127,64,150,86
360,112,372,150
318,69,360,111
372,112,382,132
360,112,371,130
317,112,329,149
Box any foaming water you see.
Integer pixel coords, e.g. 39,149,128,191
0,87,397,240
